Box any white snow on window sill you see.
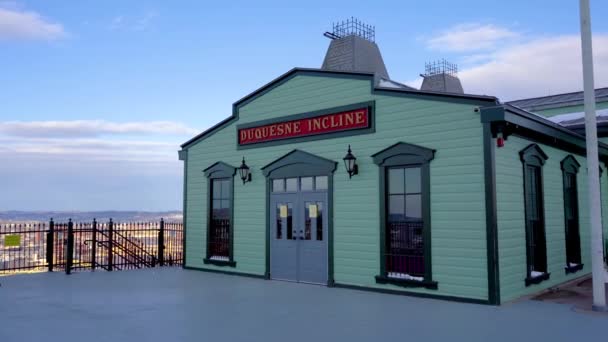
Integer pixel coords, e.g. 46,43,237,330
568,263,580,268
387,272,424,282
530,271,545,278
209,256,229,261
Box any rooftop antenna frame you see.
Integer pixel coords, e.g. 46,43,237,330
423,59,459,77
324,17,375,42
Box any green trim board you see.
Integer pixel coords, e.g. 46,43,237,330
203,258,237,267
371,142,436,288
181,68,498,149
184,266,265,279
181,150,188,268
482,123,500,305
236,101,376,150
333,283,491,305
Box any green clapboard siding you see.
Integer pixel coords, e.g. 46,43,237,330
533,102,608,117
184,74,489,300
495,135,600,302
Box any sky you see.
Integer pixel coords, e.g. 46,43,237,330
1,0,608,211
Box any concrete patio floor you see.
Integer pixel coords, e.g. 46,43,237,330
0,268,605,342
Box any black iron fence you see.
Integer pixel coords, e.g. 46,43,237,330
385,221,425,278
0,219,183,275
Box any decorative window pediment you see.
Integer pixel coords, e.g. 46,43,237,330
520,144,548,167
204,161,236,179
372,142,435,167
560,155,581,174
261,149,337,179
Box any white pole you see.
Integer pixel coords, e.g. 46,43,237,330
579,0,607,311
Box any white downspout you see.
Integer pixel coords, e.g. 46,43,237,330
579,0,607,311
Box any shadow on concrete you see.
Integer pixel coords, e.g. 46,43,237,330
533,276,608,315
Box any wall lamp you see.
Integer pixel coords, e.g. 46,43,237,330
343,145,359,179
238,157,252,184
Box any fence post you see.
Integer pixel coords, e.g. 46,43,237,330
91,219,97,271
158,219,165,267
108,218,114,271
66,219,74,275
47,218,54,272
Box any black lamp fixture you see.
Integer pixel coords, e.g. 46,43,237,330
343,145,358,178
238,157,252,184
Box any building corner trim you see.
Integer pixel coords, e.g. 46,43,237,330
181,154,188,268
483,122,501,305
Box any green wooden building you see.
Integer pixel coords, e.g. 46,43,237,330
179,23,608,305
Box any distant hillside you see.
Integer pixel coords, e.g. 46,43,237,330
0,211,182,223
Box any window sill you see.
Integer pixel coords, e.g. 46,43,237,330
565,264,584,274
525,272,550,286
203,258,236,267
375,275,438,290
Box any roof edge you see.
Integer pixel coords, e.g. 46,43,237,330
181,68,498,150
480,104,608,159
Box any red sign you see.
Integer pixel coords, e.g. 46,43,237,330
238,107,369,145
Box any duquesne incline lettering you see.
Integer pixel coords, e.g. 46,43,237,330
238,107,369,145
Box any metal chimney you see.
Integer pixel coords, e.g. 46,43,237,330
321,18,389,79
420,59,464,94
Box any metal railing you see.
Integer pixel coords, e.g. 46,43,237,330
385,221,425,277
0,219,183,275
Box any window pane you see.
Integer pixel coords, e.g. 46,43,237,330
316,202,323,241
287,203,293,240
388,168,405,194
221,199,230,210
406,194,422,219
286,178,298,191
220,180,230,198
272,179,284,192
405,167,421,194
315,176,328,190
212,180,221,199
301,177,314,191
526,166,540,220
212,199,221,209
304,202,312,240
276,204,283,239
388,195,405,221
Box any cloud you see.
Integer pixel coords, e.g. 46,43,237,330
109,11,158,32
415,22,608,101
0,6,66,41
0,119,187,211
133,11,158,31
0,136,178,162
426,23,519,52
458,34,608,101
0,120,198,138
109,15,124,30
